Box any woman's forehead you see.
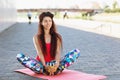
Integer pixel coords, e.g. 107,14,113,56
43,16,52,20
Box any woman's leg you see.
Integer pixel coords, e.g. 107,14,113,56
16,49,80,75
16,53,51,75
16,53,44,74
54,49,80,75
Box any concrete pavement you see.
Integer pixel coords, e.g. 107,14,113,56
0,20,120,80
55,19,120,38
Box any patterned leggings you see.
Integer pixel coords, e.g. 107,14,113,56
16,49,80,75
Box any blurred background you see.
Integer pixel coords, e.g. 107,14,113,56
0,1,120,80
15,0,120,22
1,0,120,22
0,0,120,38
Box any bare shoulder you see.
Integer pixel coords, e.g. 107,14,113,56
33,34,39,41
57,33,62,44
57,33,62,38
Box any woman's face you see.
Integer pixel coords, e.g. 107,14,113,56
42,16,52,30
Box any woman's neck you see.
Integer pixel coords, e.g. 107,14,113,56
44,30,51,43
44,29,50,35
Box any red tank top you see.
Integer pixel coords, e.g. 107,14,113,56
36,43,54,62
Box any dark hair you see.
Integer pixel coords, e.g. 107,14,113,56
37,11,62,58
39,12,54,22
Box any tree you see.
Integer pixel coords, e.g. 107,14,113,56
112,0,118,9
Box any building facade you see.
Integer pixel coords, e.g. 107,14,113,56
0,0,17,32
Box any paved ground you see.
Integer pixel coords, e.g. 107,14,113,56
0,21,120,80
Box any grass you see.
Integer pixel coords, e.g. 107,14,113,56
17,12,120,23
91,13,120,23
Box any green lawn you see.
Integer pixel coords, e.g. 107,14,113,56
17,12,120,23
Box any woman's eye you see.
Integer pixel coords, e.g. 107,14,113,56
49,20,52,22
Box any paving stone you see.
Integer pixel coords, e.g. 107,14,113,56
0,21,120,80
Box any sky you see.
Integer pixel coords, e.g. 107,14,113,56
15,0,120,9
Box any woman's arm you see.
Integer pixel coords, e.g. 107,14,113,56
55,38,62,66
33,35,46,66
48,38,61,75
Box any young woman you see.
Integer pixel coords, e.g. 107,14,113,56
33,11,62,75
17,12,80,76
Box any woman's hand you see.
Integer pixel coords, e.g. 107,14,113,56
45,65,55,75
54,62,59,68
50,62,59,75
45,62,60,76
